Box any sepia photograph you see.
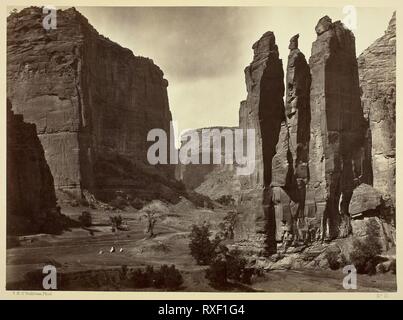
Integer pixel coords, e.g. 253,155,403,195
3,2,397,295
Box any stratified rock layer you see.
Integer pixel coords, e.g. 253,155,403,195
176,126,241,202
7,99,60,235
307,16,368,240
358,12,396,207
236,31,285,254
7,7,175,202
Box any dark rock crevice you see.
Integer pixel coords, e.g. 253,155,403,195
7,99,62,235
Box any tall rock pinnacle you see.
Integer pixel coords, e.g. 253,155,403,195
307,17,368,240
236,31,285,255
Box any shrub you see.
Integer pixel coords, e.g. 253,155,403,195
110,196,128,210
349,220,382,274
226,250,251,284
129,264,183,290
325,248,346,270
205,257,228,288
155,265,183,290
219,211,237,239
110,215,123,229
189,224,220,265
120,265,129,280
131,198,146,210
216,195,235,207
78,211,92,227
205,249,252,288
130,268,150,288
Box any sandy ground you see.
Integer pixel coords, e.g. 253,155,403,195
6,200,397,292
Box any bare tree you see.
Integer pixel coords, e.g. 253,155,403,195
143,209,158,238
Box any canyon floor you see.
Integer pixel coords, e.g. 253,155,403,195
6,199,396,292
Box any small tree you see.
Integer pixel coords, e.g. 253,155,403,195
349,219,383,274
205,255,228,288
110,215,123,229
79,211,92,227
205,248,252,288
189,223,220,265
143,209,158,238
219,211,238,239
216,195,235,207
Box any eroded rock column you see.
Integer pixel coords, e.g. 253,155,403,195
307,16,368,240
236,31,285,255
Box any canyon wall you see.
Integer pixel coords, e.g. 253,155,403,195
176,127,240,202
7,7,175,202
7,99,60,235
357,12,396,208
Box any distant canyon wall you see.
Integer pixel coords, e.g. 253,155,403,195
176,127,241,202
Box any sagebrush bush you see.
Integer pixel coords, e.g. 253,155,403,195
325,249,346,270
131,198,146,210
78,211,92,227
129,264,183,290
110,215,123,229
219,211,237,240
216,195,235,206
189,224,220,265
205,257,228,288
226,250,251,284
205,249,252,288
110,196,128,210
349,220,382,274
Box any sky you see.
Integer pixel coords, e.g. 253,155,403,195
12,6,395,139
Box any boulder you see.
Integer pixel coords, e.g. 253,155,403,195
348,183,382,218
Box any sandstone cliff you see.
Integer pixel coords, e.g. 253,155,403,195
236,31,285,254
7,99,63,235
7,7,176,203
358,12,396,207
175,126,241,202
270,34,312,242
235,15,395,255
307,16,369,240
